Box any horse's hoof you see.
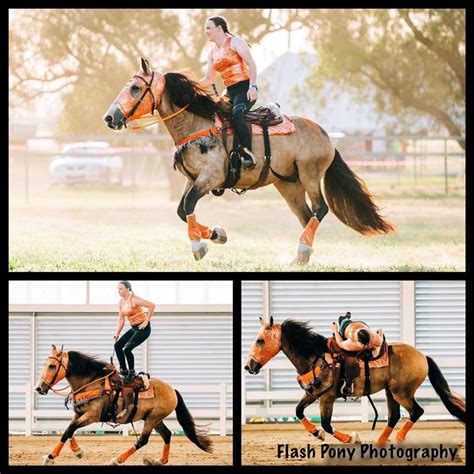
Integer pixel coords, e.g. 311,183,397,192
73,447,84,459
108,457,120,465
42,455,54,465
292,243,313,265
314,429,325,441
143,456,162,465
210,226,227,244
350,432,361,444
191,241,208,260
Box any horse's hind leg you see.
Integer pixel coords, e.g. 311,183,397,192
376,388,401,446
155,421,172,464
391,392,424,443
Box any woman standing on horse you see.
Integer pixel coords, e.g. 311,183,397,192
114,281,155,383
200,15,258,169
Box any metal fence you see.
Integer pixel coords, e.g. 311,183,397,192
9,133,465,206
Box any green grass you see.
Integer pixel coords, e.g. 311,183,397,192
9,185,465,272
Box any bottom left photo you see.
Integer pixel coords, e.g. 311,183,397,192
8,279,233,465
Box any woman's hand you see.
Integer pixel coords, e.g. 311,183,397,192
113,334,119,341
138,319,149,330
332,322,339,333
247,87,258,102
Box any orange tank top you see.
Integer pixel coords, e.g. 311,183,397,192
212,36,249,88
121,295,146,326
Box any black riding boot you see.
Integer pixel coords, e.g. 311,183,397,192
123,369,137,384
240,147,256,170
338,311,352,326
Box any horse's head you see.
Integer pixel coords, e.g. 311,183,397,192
103,57,166,130
244,316,282,375
35,344,69,395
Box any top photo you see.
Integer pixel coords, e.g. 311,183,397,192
9,9,465,272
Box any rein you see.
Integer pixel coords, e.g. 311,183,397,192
131,104,190,130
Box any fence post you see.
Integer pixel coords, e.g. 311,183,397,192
219,383,226,436
25,382,32,436
444,138,448,196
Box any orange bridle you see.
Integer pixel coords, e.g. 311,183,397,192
41,352,69,390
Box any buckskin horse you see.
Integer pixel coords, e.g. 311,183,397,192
244,317,465,444
104,58,394,263
35,345,212,465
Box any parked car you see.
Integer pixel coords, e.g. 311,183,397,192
49,141,123,185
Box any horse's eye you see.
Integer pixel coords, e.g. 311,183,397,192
256,338,265,347
48,364,56,370
130,85,141,98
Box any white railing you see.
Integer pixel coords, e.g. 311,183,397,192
242,359,465,424
10,383,232,437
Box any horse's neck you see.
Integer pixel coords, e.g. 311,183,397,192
67,373,100,393
158,95,214,145
281,346,314,375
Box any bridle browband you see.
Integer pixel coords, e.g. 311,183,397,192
126,72,157,120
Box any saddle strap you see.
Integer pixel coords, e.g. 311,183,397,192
124,386,141,424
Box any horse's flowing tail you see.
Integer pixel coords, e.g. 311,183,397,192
174,389,213,452
323,149,394,235
427,356,465,423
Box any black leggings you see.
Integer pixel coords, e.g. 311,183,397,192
114,324,151,371
227,80,256,150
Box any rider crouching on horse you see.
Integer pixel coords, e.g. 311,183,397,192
331,312,384,395
114,281,155,384
200,15,258,170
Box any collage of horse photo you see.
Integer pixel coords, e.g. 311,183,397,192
8,7,467,474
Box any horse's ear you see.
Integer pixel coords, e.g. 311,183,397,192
58,345,63,355
269,316,274,326
259,316,263,325
51,344,57,353
141,57,150,75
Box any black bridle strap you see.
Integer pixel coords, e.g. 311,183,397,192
44,355,68,388
126,72,156,119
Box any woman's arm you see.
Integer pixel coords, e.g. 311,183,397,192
200,49,217,89
114,304,125,340
132,295,155,329
232,37,257,100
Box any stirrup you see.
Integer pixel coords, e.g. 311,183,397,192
241,147,256,170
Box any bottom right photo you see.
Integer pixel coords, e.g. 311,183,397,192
241,280,465,466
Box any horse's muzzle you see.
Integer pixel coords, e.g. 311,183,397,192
35,382,49,395
244,358,262,375
103,104,126,131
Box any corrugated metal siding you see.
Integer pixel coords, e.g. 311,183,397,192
270,281,401,390
9,317,32,410
148,314,232,410
242,281,265,392
415,281,465,391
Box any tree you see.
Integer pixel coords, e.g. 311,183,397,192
298,9,465,148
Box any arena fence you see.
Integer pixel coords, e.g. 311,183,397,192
10,382,232,436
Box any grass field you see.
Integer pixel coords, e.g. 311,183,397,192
9,178,465,272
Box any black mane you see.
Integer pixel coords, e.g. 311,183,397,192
281,319,328,358
68,351,110,379
164,72,231,121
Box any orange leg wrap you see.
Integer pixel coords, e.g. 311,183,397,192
395,420,414,443
333,430,352,443
376,426,393,446
50,441,65,458
299,216,320,247
69,436,80,452
160,443,171,464
117,446,137,464
300,417,319,434
187,214,212,241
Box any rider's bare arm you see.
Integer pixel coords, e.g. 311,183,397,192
114,305,125,340
200,50,217,89
232,37,257,85
339,339,365,351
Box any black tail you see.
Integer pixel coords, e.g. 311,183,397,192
174,389,213,452
427,356,465,423
323,149,394,235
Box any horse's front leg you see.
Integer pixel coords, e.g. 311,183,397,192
183,175,227,261
42,412,93,465
296,391,325,440
319,394,360,444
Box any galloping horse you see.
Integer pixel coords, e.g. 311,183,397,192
245,317,465,444
104,58,394,262
35,345,212,465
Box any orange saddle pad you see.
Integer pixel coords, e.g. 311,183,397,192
214,114,296,136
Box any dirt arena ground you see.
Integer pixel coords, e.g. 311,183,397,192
9,434,232,465
242,421,465,466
